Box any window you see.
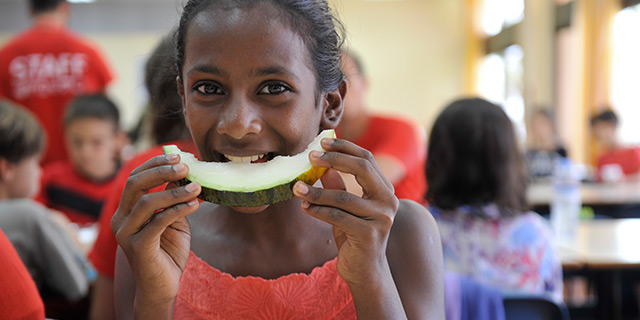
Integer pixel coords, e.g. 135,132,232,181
481,0,525,36
611,4,640,144
478,45,526,142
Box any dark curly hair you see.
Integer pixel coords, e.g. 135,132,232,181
29,0,65,15
425,98,529,215
174,0,345,93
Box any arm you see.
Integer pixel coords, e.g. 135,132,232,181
386,200,444,319
89,274,115,320
109,154,201,319
294,138,440,319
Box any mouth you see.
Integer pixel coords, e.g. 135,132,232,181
220,152,277,164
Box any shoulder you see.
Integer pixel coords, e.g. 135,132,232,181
0,199,48,223
389,200,439,246
372,114,423,134
387,200,442,271
501,211,554,246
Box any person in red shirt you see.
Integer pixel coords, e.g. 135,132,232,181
0,229,45,320
36,94,123,226
87,31,194,320
336,49,427,202
590,109,640,181
0,0,115,166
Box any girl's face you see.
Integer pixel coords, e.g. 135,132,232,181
180,4,328,167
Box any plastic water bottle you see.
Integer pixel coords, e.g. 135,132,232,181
550,157,581,243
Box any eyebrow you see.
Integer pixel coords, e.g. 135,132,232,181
186,64,300,81
249,66,299,81
186,65,227,77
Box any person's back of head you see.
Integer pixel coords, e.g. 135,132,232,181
143,30,190,145
63,94,121,181
425,97,528,215
0,100,45,198
29,0,66,15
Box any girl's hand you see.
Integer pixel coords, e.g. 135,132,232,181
293,137,399,286
110,154,201,312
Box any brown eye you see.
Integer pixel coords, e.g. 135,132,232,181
259,83,288,94
196,83,223,95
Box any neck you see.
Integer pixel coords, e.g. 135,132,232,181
33,11,66,28
0,186,10,200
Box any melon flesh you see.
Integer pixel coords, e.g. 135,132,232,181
163,129,334,206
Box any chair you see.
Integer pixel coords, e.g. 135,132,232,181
503,294,570,320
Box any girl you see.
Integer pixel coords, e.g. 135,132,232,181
111,0,444,319
425,98,563,301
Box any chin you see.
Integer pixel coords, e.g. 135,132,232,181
230,205,270,214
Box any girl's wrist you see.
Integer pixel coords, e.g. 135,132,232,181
342,256,392,290
133,290,176,319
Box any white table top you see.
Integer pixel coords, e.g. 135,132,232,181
527,180,640,206
557,218,640,269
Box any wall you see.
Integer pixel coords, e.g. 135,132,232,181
1,0,467,133
334,0,467,131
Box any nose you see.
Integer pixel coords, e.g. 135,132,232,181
217,95,262,140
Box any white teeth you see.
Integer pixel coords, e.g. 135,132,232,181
224,153,267,164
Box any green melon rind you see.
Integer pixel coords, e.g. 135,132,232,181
164,130,332,207
174,177,298,207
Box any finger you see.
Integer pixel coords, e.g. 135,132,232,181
133,199,199,243
293,181,383,220
130,154,181,177
309,147,390,199
321,138,394,191
119,157,190,215
119,182,201,237
319,169,346,191
299,199,363,232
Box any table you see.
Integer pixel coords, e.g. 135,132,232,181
528,181,640,207
557,219,640,320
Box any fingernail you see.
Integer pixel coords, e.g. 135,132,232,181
166,153,178,161
310,150,324,159
185,182,198,192
187,198,199,206
295,182,309,194
321,138,334,147
173,163,186,172
301,200,310,209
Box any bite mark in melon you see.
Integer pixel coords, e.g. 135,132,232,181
163,129,334,207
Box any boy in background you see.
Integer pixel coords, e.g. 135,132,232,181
0,99,90,305
590,109,640,181
37,94,123,227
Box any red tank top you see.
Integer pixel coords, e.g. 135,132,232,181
174,251,356,319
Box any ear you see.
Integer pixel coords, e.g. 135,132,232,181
0,158,15,183
320,79,347,130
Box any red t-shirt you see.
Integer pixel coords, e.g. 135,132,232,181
36,161,118,226
597,146,640,177
338,115,427,202
88,140,197,278
0,25,114,166
0,229,45,320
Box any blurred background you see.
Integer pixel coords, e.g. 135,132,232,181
1,0,638,168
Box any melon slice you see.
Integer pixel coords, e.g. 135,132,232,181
163,129,335,207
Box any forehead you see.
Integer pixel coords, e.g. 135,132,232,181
66,117,116,134
183,3,314,77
